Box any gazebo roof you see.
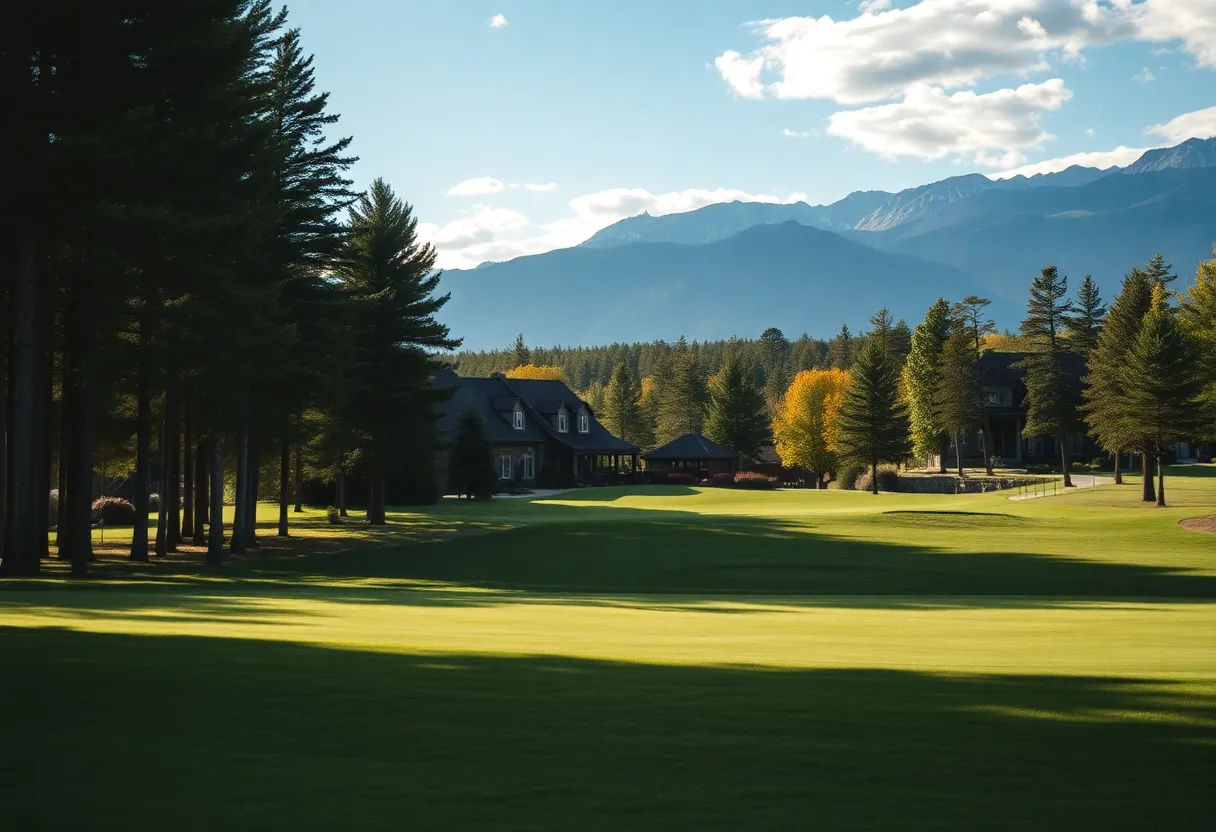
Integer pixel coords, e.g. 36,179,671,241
642,432,736,461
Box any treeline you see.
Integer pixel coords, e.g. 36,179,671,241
0,3,455,577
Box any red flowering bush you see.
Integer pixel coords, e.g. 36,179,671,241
733,471,777,489
666,472,699,485
710,472,734,487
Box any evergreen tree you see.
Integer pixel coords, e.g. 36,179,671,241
511,334,530,368
903,299,953,468
1082,268,1153,492
933,324,982,477
888,320,914,366
658,350,709,441
834,338,911,493
1180,248,1216,424
1067,275,1107,358
828,324,855,369
1018,266,1078,487
1121,285,1204,506
758,327,791,417
704,352,769,458
952,296,996,474
867,309,896,357
337,179,460,524
1143,252,1176,288
449,410,495,499
601,363,651,448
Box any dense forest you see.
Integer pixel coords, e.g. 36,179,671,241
0,2,456,577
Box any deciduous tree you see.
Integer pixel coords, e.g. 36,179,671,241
773,369,851,488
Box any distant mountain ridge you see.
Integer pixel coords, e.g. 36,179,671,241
439,137,1216,350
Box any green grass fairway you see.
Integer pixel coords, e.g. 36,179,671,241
3,468,1215,829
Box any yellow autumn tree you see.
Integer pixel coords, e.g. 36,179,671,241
506,364,566,381
772,368,851,487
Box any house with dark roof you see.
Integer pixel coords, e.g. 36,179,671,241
642,432,739,476
931,351,1100,467
434,369,639,488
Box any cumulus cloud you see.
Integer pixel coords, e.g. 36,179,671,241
1130,0,1216,68
714,50,765,99
827,79,1072,166
1132,66,1156,82
988,145,1150,178
782,128,820,138
446,177,507,197
525,182,558,192
1147,104,1216,142
489,14,508,29
421,187,808,269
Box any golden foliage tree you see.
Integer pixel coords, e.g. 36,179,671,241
772,368,851,487
506,364,566,381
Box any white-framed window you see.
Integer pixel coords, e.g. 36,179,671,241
578,411,589,433
557,411,568,433
499,452,512,480
522,450,535,480
513,408,524,430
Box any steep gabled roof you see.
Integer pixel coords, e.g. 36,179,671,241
643,432,736,461
501,377,638,453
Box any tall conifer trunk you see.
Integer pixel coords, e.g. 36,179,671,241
1156,456,1166,507
206,434,224,564
337,472,347,516
60,294,95,578
1141,453,1155,502
55,359,68,552
193,436,208,544
247,440,260,549
1113,450,1122,485
130,312,152,562
35,291,53,560
0,325,7,562
1058,433,1073,487
155,401,168,557
165,386,181,550
230,426,248,555
981,422,995,476
293,443,303,512
1,234,41,577
278,438,290,536
181,408,194,539
938,434,949,474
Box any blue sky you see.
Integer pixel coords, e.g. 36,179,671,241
285,1,1216,269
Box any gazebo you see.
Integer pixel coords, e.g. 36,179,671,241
642,432,738,476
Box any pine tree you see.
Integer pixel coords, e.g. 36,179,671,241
337,178,460,524
1143,252,1177,288
511,334,530,368
835,338,911,493
828,324,855,369
1067,275,1107,358
1180,248,1216,422
601,363,652,448
1018,266,1078,487
952,296,996,474
903,299,953,467
1082,268,1153,492
867,309,896,357
704,352,769,458
658,350,708,441
934,324,982,477
889,320,913,366
1121,285,1204,506
758,327,791,417
449,410,496,499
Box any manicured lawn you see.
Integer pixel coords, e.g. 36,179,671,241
3,467,1215,829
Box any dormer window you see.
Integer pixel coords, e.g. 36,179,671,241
513,408,524,430
557,411,568,433
578,410,589,434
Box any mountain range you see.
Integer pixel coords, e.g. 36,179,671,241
440,138,1216,350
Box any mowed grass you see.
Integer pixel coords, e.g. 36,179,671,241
3,467,1215,829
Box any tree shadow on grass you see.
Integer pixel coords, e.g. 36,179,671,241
5,627,1213,831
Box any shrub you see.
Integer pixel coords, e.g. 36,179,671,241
1025,463,1054,475
710,472,734,487
733,471,777,489
836,467,863,490
326,506,342,525
91,496,136,526
854,465,900,493
666,472,699,485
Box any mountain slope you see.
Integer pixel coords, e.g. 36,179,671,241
1124,137,1216,174
440,222,992,350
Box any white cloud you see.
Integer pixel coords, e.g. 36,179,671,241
1132,66,1156,82
714,1,1216,107
525,182,558,192
446,177,507,197
1147,104,1216,142
988,145,1150,178
422,187,808,269
782,128,820,138
713,50,765,99
489,14,508,29
1085,127,1095,137
827,79,1072,166
714,1,1131,106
